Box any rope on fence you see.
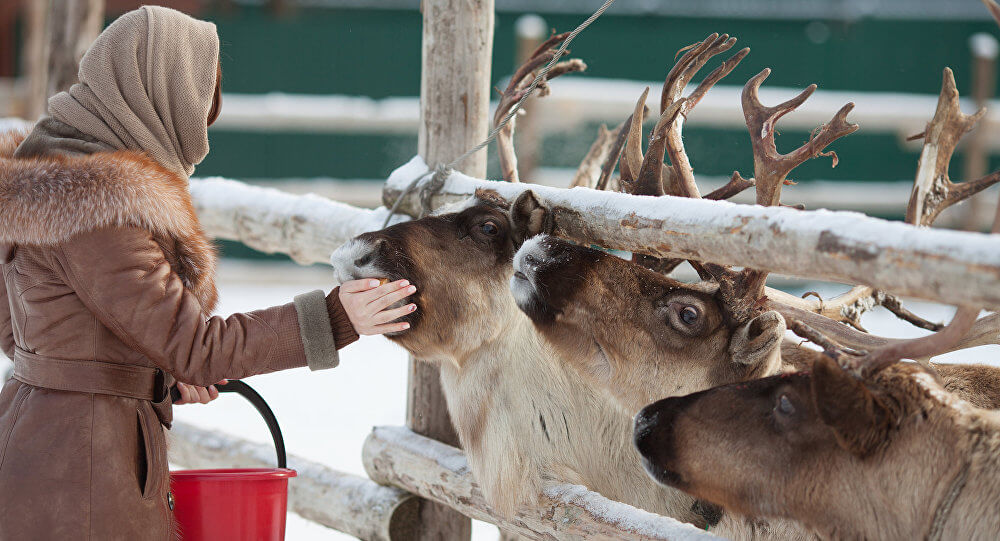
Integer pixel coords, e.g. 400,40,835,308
382,0,618,228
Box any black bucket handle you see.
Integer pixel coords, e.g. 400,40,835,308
170,380,287,468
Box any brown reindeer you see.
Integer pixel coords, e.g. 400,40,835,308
331,190,715,526
509,30,1000,539
510,36,1000,417
333,32,821,531
512,234,1000,413
634,356,1000,540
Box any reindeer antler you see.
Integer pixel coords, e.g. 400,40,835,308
701,70,860,322
495,31,587,182
741,68,859,207
906,68,1000,226
661,34,749,199
779,66,1000,375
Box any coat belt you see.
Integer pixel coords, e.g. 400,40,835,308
12,347,168,401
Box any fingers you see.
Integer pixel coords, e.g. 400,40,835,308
372,302,418,325
339,278,418,336
341,278,381,293
175,383,193,405
368,284,417,313
357,279,411,305
174,383,220,405
193,385,211,404
366,321,412,335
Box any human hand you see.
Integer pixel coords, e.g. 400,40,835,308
174,380,227,405
338,279,417,335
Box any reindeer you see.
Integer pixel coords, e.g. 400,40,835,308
509,30,1000,539
634,355,1000,540
331,189,717,527
617,26,1000,535
330,32,825,535
510,39,1000,418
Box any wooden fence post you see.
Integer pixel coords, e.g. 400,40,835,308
410,0,494,539
512,14,546,180
961,32,998,230
25,0,105,120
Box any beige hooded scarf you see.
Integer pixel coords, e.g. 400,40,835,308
16,5,219,178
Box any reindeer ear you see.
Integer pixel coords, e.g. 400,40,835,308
729,311,784,372
511,190,551,244
811,356,891,457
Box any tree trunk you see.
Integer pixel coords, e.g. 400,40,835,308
25,0,105,120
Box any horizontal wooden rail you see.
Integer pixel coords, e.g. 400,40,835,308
187,162,1000,309
382,157,1000,310
362,426,721,541
210,82,1000,150
189,177,408,265
168,422,418,541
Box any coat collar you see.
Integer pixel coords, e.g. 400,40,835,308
0,128,218,311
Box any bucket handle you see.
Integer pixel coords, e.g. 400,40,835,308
170,380,287,468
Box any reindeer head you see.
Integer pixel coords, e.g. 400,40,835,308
331,189,550,366
632,357,981,539
511,235,786,414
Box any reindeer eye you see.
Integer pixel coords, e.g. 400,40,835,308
776,394,795,416
679,306,699,325
480,221,499,236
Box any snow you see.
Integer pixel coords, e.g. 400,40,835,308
388,156,1000,308
544,483,719,540
189,177,410,265
515,14,548,39
0,117,31,133
213,93,420,134
191,176,409,235
970,33,1000,60
210,80,999,148
372,426,471,474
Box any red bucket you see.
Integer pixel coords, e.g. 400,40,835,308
170,468,297,541
169,381,295,541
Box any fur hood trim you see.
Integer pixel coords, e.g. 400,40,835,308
0,129,218,311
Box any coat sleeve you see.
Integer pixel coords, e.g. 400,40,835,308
52,228,358,385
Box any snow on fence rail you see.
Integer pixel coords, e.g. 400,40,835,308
190,158,1000,310
362,426,722,541
213,81,1000,150
189,177,409,265
167,422,419,541
380,157,1000,310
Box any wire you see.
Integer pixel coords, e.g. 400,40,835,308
381,0,617,228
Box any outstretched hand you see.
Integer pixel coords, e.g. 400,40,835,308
339,279,417,335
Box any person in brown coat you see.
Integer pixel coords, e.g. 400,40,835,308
0,6,417,539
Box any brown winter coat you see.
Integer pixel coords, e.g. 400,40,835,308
0,129,358,539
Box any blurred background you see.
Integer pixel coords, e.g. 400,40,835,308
4,0,1000,263
4,2,1000,539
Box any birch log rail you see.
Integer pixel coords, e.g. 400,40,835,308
167,422,418,541
362,426,722,541
189,177,408,265
381,157,1000,310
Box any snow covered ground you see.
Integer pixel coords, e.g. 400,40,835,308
2,259,997,540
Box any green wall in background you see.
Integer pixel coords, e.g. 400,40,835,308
190,6,998,186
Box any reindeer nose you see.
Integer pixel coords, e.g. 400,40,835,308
523,253,541,269
633,407,661,456
355,238,388,267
